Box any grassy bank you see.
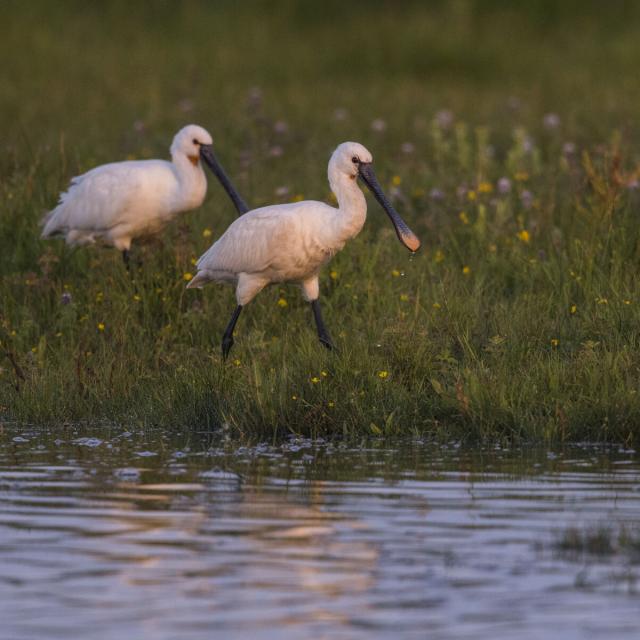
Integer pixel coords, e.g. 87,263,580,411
2,1,640,441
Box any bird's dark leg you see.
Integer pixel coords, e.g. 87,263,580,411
311,299,334,350
222,305,243,360
122,249,130,270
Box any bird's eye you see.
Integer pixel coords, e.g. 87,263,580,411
192,138,200,145
351,156,359,164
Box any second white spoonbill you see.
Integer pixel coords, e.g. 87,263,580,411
187,141,421,358
41,124,248,266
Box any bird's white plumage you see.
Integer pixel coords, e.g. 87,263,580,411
42,124,213,251
188,142,374,304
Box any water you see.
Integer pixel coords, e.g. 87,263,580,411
1,426,639,640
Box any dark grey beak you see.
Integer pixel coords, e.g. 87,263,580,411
358,163,421,252
200,144,249,216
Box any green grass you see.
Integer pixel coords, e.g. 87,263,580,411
3,1,640,441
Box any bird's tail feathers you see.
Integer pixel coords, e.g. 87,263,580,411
186,271,209,289
41,206,62,237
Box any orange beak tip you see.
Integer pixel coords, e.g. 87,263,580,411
402,233,421,252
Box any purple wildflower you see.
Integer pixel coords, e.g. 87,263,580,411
520,190,534,209
333,107,348,121
400,142,415,154
507,96,522,110
273,120,288,134
497,177,512,195
543,113,561,130
435,109,454,129
178,98,194,113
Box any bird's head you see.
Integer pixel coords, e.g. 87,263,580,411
171,124,214,166
329,141,421,253
330,141,373,180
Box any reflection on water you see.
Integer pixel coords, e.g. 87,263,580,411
0,427,639,640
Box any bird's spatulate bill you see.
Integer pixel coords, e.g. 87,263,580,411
200,145,250,215
358,163,421,252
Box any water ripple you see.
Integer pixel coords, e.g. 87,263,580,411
0,433,639,640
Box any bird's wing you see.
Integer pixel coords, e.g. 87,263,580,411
197,202,328,274
44,161,174,233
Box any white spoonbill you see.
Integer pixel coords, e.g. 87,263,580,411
188,141,421,359
41,124,248,266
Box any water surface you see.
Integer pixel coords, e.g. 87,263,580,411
1,426,639,639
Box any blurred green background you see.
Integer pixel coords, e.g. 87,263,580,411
3,0,640,146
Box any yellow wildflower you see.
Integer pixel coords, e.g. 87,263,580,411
596,297,608,305
330,270,339,280
183,272,193,282
95,292,104,302
570,305,577,314
133,294,141,302
462,266,471,275
190,257,197,265
432,302,441,309
517,229,530,243
292,395,298,400
97,322,105,332
400,293,409,302
311,377,320,384
277,298,288,308
391,269,401,277
377,371,389,379
233,359,241,366
291,194,304,202
624,299,632,305
328,401,335,408
202,228,212,238
515,171,529,182
321,371,328,377
467,190,477,201
391,175,402,186
551,338,559,347
458,211,469,225
434,249,445,263
478,181,493,194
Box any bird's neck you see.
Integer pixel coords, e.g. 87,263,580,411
330,173,367,241
172,152,207,208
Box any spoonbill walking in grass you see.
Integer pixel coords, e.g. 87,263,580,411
41,124,248,266
188,141,421,359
